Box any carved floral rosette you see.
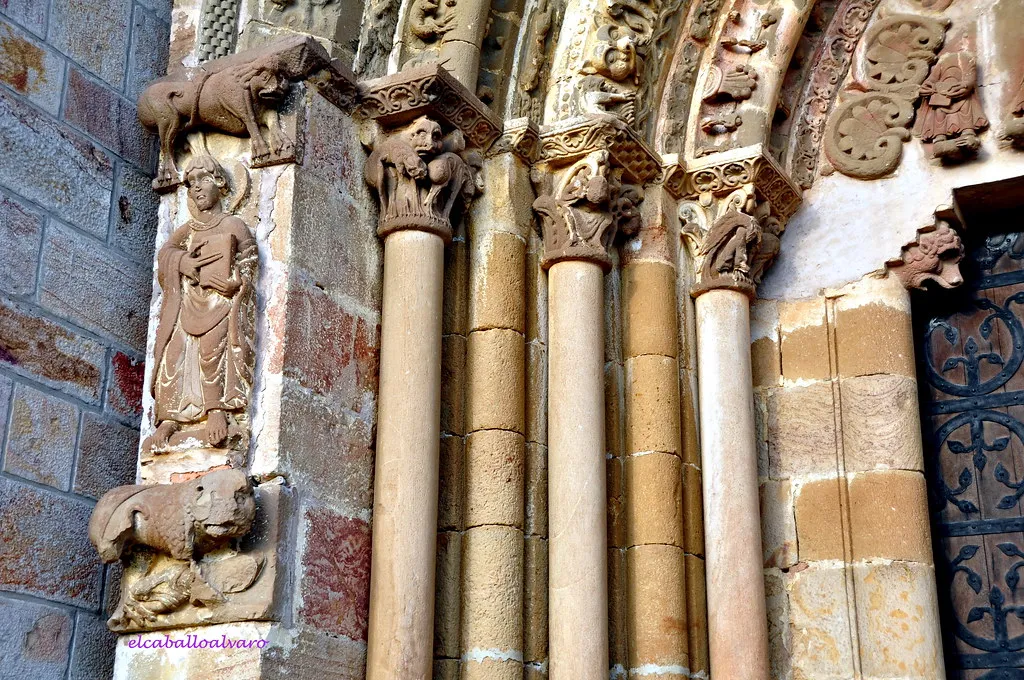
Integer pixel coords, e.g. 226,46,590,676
823,14,949,180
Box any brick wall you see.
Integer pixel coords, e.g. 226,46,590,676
0,0,170,677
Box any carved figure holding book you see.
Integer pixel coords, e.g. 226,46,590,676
146,155,257,453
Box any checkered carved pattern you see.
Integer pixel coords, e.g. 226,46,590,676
198,0,240,62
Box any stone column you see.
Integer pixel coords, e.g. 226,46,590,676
532,120,658,679
695,288,769,679
676,150,803,680
359,66,501,680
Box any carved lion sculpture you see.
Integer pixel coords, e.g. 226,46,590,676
138,35,337,191
889,221,964,290
89,468,257,564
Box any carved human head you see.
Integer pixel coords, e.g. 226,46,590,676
898,221,964,289
184,155,230,213
403,116,444,158
190,469,257,547
593,26,637,82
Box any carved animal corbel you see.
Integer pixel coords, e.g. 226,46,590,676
138,35,349,192
886,220,964,290
409,0,457,41
701,114,743,134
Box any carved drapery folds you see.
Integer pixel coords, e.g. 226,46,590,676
138,35,359,192
823,14,950,179
914,50,988,160
532,116,657,268
89,469,281,632
675,146,800,297
1006,76,1024,147
361,64,500,241
886,219,965,290
144,156,258,460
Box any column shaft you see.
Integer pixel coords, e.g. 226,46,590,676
547,260,609,679
367,229,446,679
695,289,770,680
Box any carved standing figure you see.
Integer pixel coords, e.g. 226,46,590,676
147,156,257,453
1005,75,1024,146
914,51,988,160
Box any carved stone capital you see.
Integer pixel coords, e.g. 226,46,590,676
533,150,643,271
536,115,662,185
886,219,964,290
488,118,542,163
365,116,480,242
677,145,802,221
359,64,503,150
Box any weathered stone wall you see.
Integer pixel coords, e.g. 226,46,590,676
0,0,170,676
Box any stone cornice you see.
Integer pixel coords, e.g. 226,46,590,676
679,145,802,221
488,118,541,163
535,116,662,186
359,64,502,149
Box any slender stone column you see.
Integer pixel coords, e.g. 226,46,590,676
547,258,609,678
695,289,770,680
360,67,501,680
366,229,446,678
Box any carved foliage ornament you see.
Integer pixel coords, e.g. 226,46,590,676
365,116,479,241
145,156,257,457
886,220,964,290
823,14,948,180
533,150,642,270
89,469,266,632
139,35,356,192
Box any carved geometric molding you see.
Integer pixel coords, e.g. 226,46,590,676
536,115,662,185
488,117,542,163
674,144,802,221
359,63,503,149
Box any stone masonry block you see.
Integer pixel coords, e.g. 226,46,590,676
469,230,526,333
0,296,106,404
606,361,623,458
69,611,117,680
41,223,150,350
443,238,469,336
466,328,525,433
460,525,524,654
751,299,780,388
625,354,681,456
283,281,356,397
626,544,688,670
685,554,708,676
794,476,847,562
438,434,465,531
0,0,48,35
769,381,838,478
112,165,159,262
64,66,157,168
49,0,130,87
779,297,830,382
764,570,792,680
0,89,112,238
464,429,525,529
525,442,547,538
74,412,138,500
523,535,547,664
679,368,700,466
525,234,547,343
0,18,65,115
298,507,371,642
625,452,684,548
434,531,461,658
788,564,855,677
106,351,144,422
0,192,42,296
853,561,944,679
525,340,546,444
0,594,73,680
841,374,924,472
607,455,625,549
461,658,520,680
835,301,915,379
4,384,78,490
0,477,102,608
682,462,704,557
848,470,932,563
441,334,465,436
608,547,627,670
761,478,797,569
126,8,170,102
622,261,679,359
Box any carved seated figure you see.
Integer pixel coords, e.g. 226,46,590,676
145,155,257,454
